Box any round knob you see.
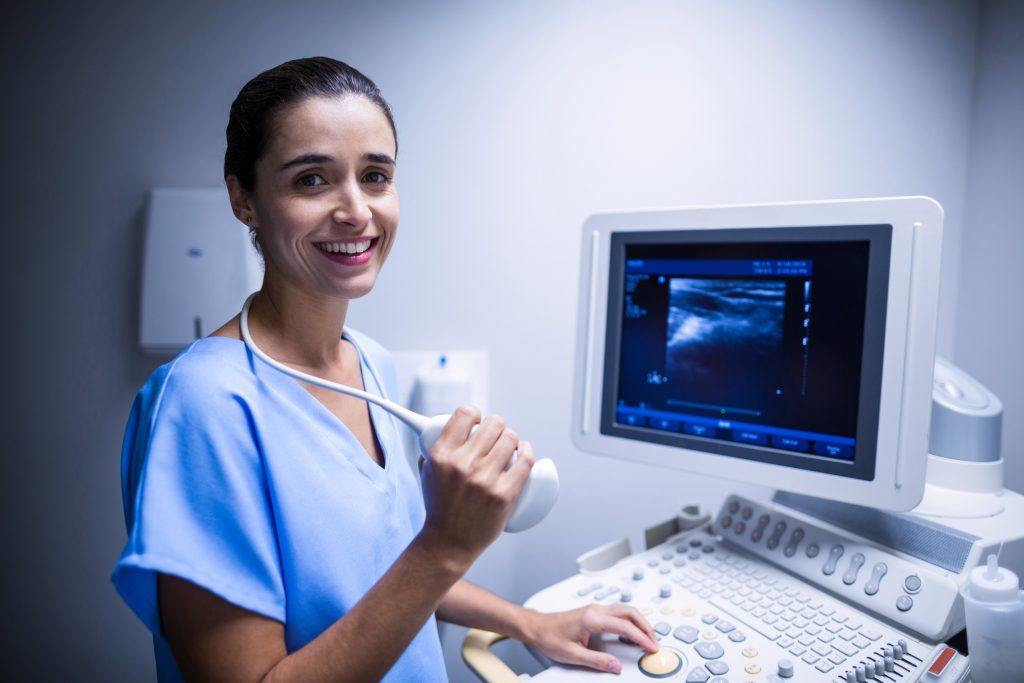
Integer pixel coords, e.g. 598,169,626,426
638,649,682,677
777,658,795,678
659,584,672,598
620,589,632,603
633,568,644,581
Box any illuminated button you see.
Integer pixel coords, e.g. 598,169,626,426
741,647,758,658
719,515,732,529
751,515,770,542
741,506,753,519
728,500,740,514
744,663,762,675
638,649,683,677
660,606,673,615
767,521,787,550
641,607,653,616
903,574,922,594
702,630,718,640
734,521,746,534
682,607,696,617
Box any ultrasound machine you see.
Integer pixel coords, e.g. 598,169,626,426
462,197,1023,682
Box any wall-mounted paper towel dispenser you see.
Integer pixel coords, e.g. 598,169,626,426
140,188,262,354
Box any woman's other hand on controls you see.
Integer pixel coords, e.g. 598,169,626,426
417,405,535,566
521,604,659,674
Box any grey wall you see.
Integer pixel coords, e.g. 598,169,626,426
955,0,1024,492
2,0,1015,680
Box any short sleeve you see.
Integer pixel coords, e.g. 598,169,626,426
112,353,285,636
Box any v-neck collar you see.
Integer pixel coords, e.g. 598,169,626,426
202,336,397,488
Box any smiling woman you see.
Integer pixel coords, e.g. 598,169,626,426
111,57,657,683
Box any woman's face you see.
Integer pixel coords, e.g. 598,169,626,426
238,94,399,302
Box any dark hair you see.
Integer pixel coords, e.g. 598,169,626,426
224,56,397,191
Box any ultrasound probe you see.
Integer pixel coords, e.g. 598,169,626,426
239,293,559,532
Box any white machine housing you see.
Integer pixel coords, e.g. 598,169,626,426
572,197,944,511
140,188,262,354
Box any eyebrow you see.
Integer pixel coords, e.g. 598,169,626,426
278,152,396,172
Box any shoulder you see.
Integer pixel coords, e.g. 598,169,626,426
137,338,258,424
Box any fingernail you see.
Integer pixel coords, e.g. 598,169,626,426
607,658,622,674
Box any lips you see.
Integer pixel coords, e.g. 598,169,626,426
315,237,378,265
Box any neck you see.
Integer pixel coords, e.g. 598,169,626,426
247,273,351,371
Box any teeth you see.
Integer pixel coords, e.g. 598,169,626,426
320,239,372,255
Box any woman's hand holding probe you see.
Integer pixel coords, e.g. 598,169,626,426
417,406,535,568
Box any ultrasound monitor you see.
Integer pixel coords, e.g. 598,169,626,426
571,197,943,510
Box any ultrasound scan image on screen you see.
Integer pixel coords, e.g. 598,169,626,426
602,226,892,480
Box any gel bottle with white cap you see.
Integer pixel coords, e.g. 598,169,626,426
961,553,1024,682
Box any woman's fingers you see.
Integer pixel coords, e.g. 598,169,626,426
592,614,659,653
558,642,623,675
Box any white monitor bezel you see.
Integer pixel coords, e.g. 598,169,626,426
571,197,943,511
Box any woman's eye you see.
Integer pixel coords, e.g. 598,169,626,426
364,171,391,185
296,173,326,187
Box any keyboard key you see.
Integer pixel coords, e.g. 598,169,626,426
694,641,725,660
802,653,820,665
812,644,831,657
819,607,836,617
789,646,806,656
798,635,815,646
777,637,794,648
832,640,858,657
838,629,857,641
806,625,822,636
818,633,835,643
828,653,846,665
674,625,699,644
860,629,882,641
815,660,835,673
826,623,843,634
852,636,870,649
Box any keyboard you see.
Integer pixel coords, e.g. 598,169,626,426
522,525,952,681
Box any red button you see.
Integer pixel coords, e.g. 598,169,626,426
928,646,956,675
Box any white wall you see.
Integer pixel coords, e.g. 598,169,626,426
0,1,991,680
955,0,1024,495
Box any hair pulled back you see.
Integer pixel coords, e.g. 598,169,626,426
224,57,397,191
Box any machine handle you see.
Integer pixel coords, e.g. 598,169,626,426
461,629,522,683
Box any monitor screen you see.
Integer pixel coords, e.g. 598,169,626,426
601,226,892,481
572,199,942,509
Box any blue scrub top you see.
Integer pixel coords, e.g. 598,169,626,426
112,333,447,682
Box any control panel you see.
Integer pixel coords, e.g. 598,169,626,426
523,528,949,681
716,495,960,640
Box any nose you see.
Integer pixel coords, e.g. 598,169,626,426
332,178,372,228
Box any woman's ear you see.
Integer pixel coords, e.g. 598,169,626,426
226,175,257,228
